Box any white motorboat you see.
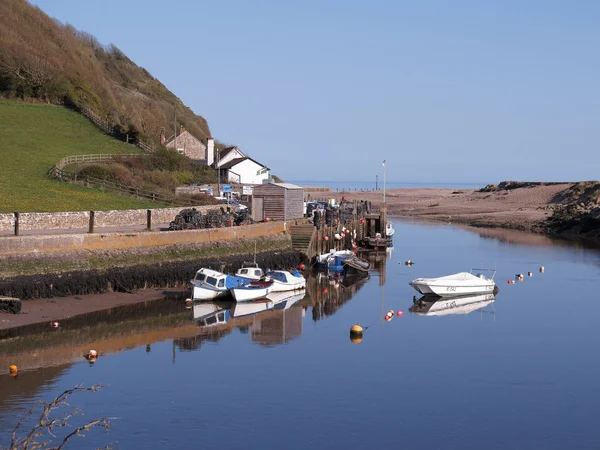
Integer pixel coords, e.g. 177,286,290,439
410,293,496,316
235,263,264,280
409,269,496,297
190,268,250,301
385,220,395,237
265,270,306,292
314,250,355,271
230,279,274,302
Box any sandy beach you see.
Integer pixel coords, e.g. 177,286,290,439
319,184,570,231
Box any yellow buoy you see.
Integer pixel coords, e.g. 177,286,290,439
350,324,364,338
9,365,17,376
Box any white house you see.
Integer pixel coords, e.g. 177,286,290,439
214,147,270,184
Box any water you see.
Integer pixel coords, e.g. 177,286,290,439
2,220,600,449
288,180,485,191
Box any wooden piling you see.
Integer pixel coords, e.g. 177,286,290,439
89,210,95,233
14,212,19,236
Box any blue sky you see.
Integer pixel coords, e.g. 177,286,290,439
30,0,600,184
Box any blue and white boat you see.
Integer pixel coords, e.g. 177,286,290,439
190,268,251,301
265,270,306,292
314,250,355,272
192,301,231,327
230,279,274,302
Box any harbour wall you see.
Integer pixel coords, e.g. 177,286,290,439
0,221,288,256
0,205,220,233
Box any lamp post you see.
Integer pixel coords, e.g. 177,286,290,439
382,160,386,209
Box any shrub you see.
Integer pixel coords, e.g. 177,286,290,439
77,163,115,181
172,170,194,185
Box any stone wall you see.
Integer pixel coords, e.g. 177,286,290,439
0,221,288,256
0,206,220,233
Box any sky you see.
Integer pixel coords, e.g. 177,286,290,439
30,0,600,184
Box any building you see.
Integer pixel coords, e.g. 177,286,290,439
214,146,270,184
251,181,304,221
161,127,214,165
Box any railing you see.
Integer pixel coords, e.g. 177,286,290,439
79,106,157,153
48,154,199,207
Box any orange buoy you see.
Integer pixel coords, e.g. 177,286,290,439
299,263,305,270
396,311,404,317
9,365,17,376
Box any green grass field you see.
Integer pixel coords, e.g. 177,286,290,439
0,102,164,212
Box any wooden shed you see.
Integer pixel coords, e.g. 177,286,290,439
251,182,304,222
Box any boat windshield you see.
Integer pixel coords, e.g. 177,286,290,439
195,273,206,282
206,276,218,287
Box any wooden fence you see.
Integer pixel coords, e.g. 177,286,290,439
79,107,157,153
48,154,199,207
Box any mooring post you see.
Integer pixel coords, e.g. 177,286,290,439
146,209,152,231
89,210,95,233
14,212,19,236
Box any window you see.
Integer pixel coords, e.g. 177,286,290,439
218,279,225,288
206,277,218,286
195,273,206,282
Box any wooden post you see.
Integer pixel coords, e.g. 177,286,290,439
146,209,152,231
14,212,19,236
89,210,95,233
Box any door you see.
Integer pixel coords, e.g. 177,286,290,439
252,197,264,222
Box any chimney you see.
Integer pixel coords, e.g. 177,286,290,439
206,137,214,166
160,128,165,146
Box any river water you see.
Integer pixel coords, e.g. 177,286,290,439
2,219,600,449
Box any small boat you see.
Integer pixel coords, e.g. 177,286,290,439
230,279,274,302
409,269,496,297
264,270,306,292
342,256,371,275
235,263,264,280
313,250,355,271
362,235,393,250
190,268,251,301
410,293,496,316
385,220,395,237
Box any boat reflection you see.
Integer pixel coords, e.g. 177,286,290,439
304,273,369,322
409,292,496,317
178,289,308,350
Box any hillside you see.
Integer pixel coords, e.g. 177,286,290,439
0,101,167,212
0,0,210,145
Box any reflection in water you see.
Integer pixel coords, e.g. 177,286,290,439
176,290,308,351
409,293,496,317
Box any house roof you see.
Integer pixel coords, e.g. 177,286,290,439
219,146,241,160
272,182,302,189
219,156,270,171
164,129,203,146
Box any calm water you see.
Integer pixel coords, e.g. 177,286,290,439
2,220,600,449
289,180,484,191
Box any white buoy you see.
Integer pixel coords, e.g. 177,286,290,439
540,266,545,273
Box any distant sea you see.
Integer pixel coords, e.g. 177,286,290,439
288,180,485,191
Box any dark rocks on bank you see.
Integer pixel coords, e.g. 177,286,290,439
0,251,308,300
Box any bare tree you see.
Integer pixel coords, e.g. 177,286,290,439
4,385,116,450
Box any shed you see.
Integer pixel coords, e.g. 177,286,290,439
251,182,304,222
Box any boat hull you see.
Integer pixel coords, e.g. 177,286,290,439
191,282,230,301
230,284,272,302
270,278,306,292
409,280,495,297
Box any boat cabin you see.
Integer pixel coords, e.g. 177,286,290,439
192,302,231,327
236,265,264,280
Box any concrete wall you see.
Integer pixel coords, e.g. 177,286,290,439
0,222,287,256
0,206,220,233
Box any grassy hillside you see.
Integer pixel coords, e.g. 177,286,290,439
0,102,166,212
0,0,210,145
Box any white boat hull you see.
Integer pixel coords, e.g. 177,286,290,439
270,278,306,292
191,281,229,301
409,272,495,297
230,285,272,302
412,293,496,316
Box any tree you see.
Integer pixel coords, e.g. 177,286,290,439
3,385,115,450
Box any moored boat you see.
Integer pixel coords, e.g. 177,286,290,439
230,279,274,302
385,220,395,237
267,289,306,309
409,270,496,297
265,270,306,292
190,268,251,301
235,263,264,280
342,256,371,275
313,250,355,272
